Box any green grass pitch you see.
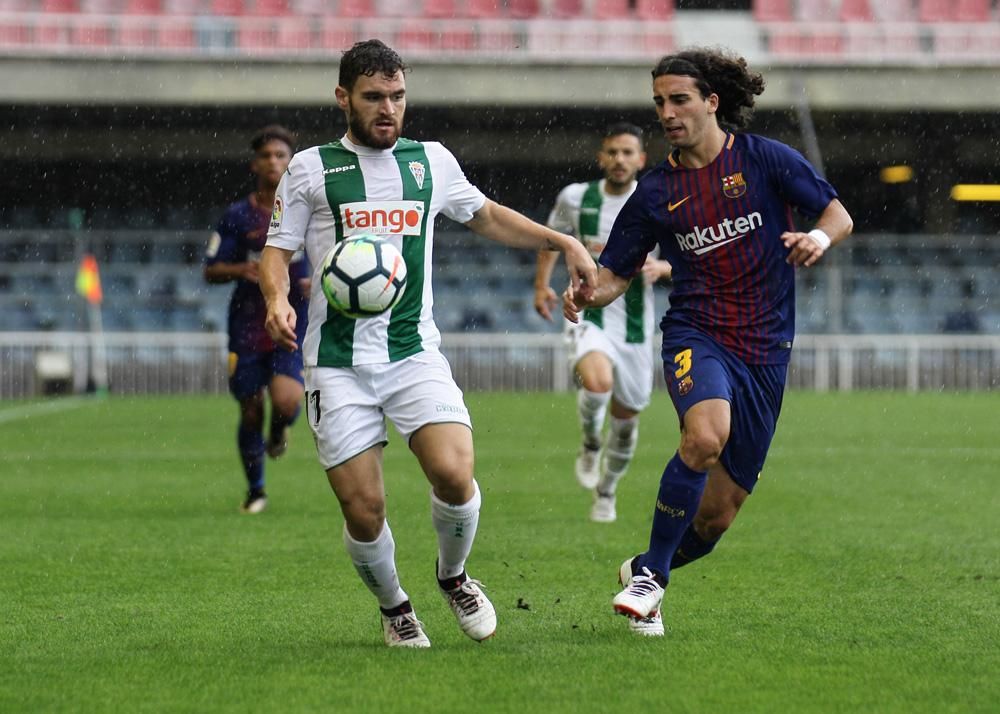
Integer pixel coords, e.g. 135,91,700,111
1,391,998,713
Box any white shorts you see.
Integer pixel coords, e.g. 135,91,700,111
304,350,472,470
566,321,654,412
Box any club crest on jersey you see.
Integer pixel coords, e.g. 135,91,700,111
677,375,694,396
722,172,747,199
269,197,283,230
408,161,426,190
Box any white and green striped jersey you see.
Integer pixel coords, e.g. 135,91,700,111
547,179,654,345
266,135,486,367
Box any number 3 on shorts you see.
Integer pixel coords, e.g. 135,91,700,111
673,348,693,379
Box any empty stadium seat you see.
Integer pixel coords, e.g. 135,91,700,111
253,0,290,15
507,0,540,19
550,0,583,18
872,0,914,21
422,0,456,18
124,0,164,13
752,0,792,22
209,0,244,15
42,0,80,12
158,17,196,48
839,0,873,22
796,0,837,20
465,0,502,18
955,0,991,21
274,16,311,48
593,0,630,19
319,17,357,50
336,0,373,16
917,0,953,22
635,0,674,21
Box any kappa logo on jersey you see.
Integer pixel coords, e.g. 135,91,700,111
269,198,283,230
722,172,747,199
408,161,426,190
675,212,762,256
323,164,357,175
340,201,425,236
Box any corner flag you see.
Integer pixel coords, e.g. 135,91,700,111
76,254,103,305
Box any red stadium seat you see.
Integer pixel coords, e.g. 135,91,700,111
320,18,357,50
124,0,164,13
72,18,113,45
253,0,290,16
507,0,540,19
422,0,456,18
274,16,311,47
635,0,674,21
210,0,245,15
396,19,475,50
42,0,80,11
337,0,373,16
917,0,953,22
752,0,791,22
839,0,873,22
550,0,583,18
0,17,31,46
465,0,502,19
955,0,991,22
118,19,157,48
157,16,195,47
593,0,630,19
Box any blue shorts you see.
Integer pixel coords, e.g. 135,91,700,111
661,326,787,494
228,349,305,401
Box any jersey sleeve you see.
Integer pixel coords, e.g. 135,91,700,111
427,142,487,224
546,184,579,236
266,152,314,252
757,137,839,220
205,206,241,266
598,181,657,279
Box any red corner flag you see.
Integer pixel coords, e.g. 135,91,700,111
75,254,103,305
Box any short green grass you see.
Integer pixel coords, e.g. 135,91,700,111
1,391,998,713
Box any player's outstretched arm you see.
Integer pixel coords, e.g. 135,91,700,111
533,249,561,321
465,199,597,292
260,246,299,352
562,267,630,324
783,198,854,268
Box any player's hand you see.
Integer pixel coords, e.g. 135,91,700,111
562,281,594,324
241,261,260,283
563,239,597,293
783,231,826,267
534,284,559,321
265,299,298,352
641,258,673,285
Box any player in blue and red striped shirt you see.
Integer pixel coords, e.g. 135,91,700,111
564,48,854,635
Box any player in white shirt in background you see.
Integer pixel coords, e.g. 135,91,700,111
534,124,672,524
259,40,596,649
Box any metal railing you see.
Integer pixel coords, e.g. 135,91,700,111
1,331,997,399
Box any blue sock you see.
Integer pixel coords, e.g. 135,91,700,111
639,452,707,579
670,524,719,570
238,425,265,492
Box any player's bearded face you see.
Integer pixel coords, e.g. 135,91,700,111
599,134,646,188
342,72,406,150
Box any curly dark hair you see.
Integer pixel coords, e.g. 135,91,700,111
651,48,765,130
339,39,409,91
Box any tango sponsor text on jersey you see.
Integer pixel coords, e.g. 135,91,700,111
206,194,309,353
266,136,486,367
600,132,837,364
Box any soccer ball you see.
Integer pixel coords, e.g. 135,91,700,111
320,235,407,318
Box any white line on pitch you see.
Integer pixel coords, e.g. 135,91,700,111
0,397,94,425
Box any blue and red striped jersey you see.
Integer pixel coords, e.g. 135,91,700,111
600,132,838,364
206,194,309,354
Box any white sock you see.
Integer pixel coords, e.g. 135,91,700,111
342,521,408,610
598,415,638,496
578,389,611,449
431,480,482,580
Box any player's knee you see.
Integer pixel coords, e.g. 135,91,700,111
679,430,725,471
271,394,301,419
579,373,613,393
337,494,386,539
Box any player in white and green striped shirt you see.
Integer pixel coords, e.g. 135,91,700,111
535,124,672,526
260,40,596,649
